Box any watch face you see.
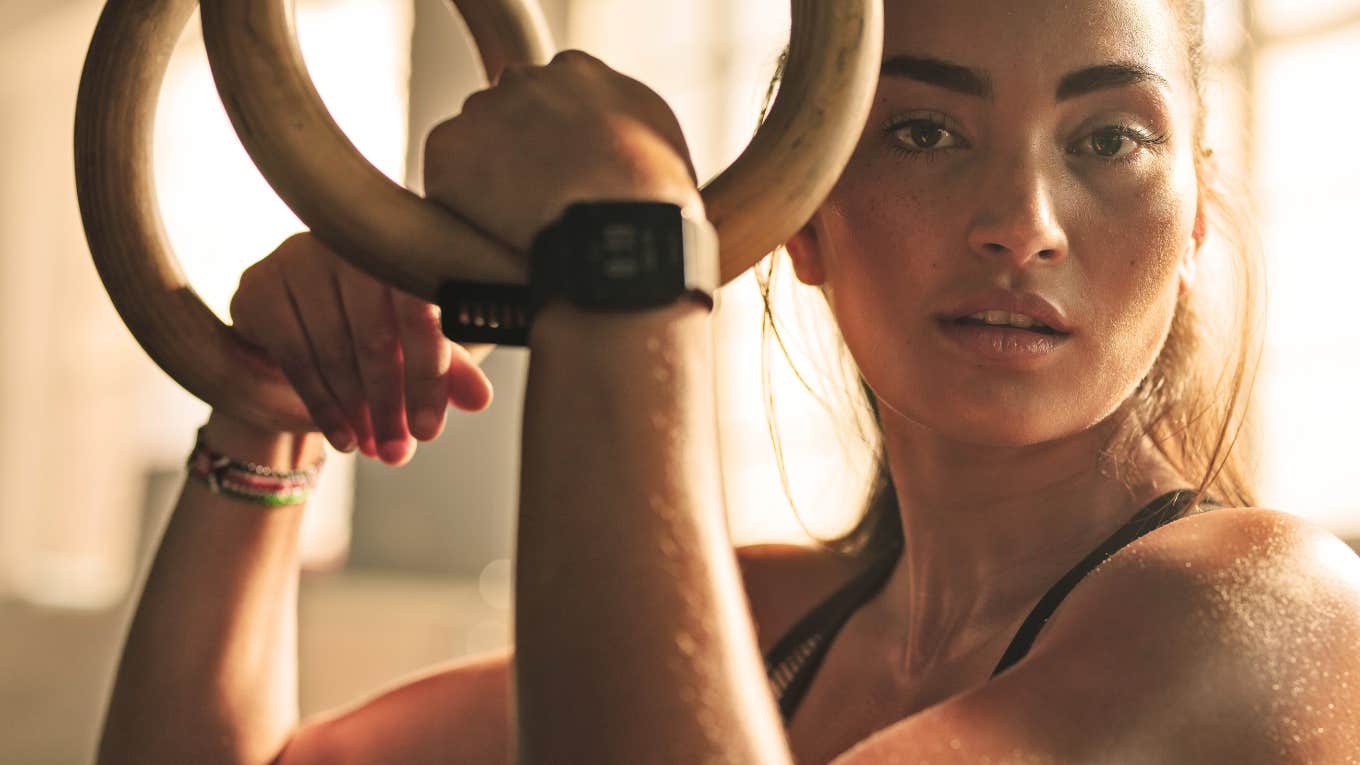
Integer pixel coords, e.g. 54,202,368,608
566,202,686,309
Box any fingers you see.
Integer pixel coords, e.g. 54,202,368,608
336,263,413,465
274,239,372,451
447,342,495,414
233,234,498,466
232,253,357,452
392,290,455,440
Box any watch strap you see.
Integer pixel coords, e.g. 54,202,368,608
435,280,533,346
435,202,719,347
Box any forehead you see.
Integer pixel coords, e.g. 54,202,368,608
882,0,1190,91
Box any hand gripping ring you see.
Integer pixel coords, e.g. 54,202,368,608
74,0,883,431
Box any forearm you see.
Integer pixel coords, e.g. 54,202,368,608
515,301,792,764
97,413,323,765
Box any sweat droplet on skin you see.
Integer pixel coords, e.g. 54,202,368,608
658,537,679,558
676,632,698,657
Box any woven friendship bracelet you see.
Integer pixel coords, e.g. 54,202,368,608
187,426,325,507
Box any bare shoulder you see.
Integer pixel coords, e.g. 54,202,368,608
734,542,867,655
1048,506,1360,623
1068,506,1360,633
833,510,1360,764
1035,506,1360,758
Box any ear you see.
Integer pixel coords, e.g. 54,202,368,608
784,216,827,287
1178,191,1207,296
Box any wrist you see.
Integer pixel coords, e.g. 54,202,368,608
527,296,710,349
201,411,327,472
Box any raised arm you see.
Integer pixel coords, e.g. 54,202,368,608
96,229,496,765
96,413,323,765
514,301,792,763
368,46,806,762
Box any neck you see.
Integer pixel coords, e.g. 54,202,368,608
863,403,1188,683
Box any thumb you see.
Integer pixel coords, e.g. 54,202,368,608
446,345,494,412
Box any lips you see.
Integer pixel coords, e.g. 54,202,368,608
938,289,1074,335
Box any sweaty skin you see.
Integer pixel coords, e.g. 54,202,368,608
784,0,1202,696
96,1,1360,763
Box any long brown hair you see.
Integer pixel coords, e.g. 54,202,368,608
754,0,1265,561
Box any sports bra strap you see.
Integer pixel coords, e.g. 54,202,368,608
764,488,1218,725
990,489,1214,674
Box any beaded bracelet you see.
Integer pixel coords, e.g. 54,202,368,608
186,426,325,507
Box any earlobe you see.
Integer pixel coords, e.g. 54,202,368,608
1177,237,1199,296
784,219,827,287
1180,191,1207,296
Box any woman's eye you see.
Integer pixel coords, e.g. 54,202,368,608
1073,125,1166,161
1088,128,1136,159
891,120,962,153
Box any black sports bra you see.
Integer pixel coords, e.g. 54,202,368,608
763,489,1218,724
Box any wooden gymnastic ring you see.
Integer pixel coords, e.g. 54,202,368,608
74,0,554,431
200,0,882,291
77,0,882,430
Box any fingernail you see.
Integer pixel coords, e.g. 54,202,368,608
413,410,441,439
329,430,356,452
379,438,410,464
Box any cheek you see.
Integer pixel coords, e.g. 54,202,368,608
818,155,960,303
1078,173,1193,376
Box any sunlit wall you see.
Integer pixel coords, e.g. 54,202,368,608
1252,5,1360,536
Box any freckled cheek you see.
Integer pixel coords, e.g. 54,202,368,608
1078,182,1188,366
822,168,962,291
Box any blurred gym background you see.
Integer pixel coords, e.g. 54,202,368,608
0,0,1356,762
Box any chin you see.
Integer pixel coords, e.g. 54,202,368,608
930,410,1074,449
881,378,1118,450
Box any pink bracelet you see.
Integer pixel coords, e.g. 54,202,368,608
186,426,324,507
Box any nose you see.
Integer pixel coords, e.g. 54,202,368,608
966,152,1068,267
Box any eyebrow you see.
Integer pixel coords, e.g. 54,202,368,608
1056,62,1170,100
880,55,992,98
880,55,1170,101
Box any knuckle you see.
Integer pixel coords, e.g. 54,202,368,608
231,266,280,329
275,232,323,267
458,87,497,115
402,302,444,336
356,327,400,360
236,257,276,297
426,118,458,150
278,231,313,253
550,49,596,69
228,284,253,325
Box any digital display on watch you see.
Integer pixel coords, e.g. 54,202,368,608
570,202,687,308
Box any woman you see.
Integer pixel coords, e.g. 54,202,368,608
97,0,1360,763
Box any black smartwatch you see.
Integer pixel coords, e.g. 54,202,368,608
437,201,718,346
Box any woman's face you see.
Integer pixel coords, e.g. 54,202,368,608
787,0,1203,447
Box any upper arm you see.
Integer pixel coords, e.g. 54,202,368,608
266,544,837,765
275,649,515,765
831,509,1360,764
